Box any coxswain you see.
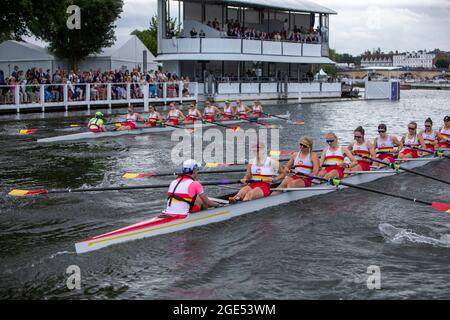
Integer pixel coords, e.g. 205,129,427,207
185,103,202,123
398,121,425,159
144,105,162,128
373,123,402,165
117,106,144,131
276,137,320,190
230,143,285,202
236,100,251,119
347,126,376,172
203,101,221,122
418,118,438,152
88,112,107,133
437,115,450,149
220,100,236,120
162,159,220,217
166,103,186,126
318,132,357,179
251,100,263,118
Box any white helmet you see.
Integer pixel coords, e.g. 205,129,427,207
182,159,200,174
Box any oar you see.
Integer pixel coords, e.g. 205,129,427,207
363,156,450,185
270,149,323,157
201,118,240,132
235,116,279,129
123,168,246,179
261,112,303,125
19,129,37,135
8,179,262,197
408,145,450,159
295,172,450,213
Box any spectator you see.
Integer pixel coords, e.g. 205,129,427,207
190,27,198,38
199,29,206,38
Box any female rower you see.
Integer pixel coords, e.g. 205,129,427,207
251,100,263,118
418,118,438,152
185,103,202,123
166,103,186,126
116,106,144,131
230,143,286,202
398,121,425,159
373,123,402,165
220,100,236,120
276,137,320,190
318,132,357,179
88,112,107,133
347,126,376,172
437,115,450,149
236,100,251,119
203,101,221,122
144,105,162,128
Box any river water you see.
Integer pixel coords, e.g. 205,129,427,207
0,89,449,299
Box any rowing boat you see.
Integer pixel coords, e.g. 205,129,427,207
37,113,290,144
75,151,448,254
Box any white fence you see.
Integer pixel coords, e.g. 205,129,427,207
0,82,198,112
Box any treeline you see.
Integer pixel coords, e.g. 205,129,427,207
1,0,124,70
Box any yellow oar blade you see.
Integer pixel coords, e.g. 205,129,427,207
19,129,37,135
122,173,141,179
115,123,122,127
8,189,48,197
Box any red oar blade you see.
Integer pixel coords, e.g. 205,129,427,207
19,129,37,135
431,202,450,213
8,189,49,197
122,173,157,179
229,126,240,132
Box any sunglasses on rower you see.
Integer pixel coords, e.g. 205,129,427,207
408,126,416,130
299,143,310,149
354,135,363,139
326,139,335,144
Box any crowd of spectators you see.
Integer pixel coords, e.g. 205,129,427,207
0,67,193,105
187,18,321,43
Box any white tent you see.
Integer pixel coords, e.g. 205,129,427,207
0,40,55,76
0,36,159,76
314,68,328,80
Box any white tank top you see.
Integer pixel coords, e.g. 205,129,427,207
168,110,179,119
188,109,198,116
126,113,137,122
323,146,345,165
148,112,158,121
237,105,246,114
253,105,262,112
204,106,215,116
351,141,370,160
163,177,196,215
404,133,419,149
376,135,395,153
293,152,313,175
251,157,275,179
224,106,233,115
422,130,436,145
440,127,450,142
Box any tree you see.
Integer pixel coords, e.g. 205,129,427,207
29,0,124,71
0,0,32,41
322,64,337,77
435,58,449,69
132,15,180,57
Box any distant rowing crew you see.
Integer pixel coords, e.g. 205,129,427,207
87,100,266,132
162,115,450,217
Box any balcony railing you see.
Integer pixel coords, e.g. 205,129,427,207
0,82,198,113
161,37,324,57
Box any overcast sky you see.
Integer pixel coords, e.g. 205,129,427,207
28,0,450,55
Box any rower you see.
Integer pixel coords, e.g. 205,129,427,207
203,101,221,122
398,121,425,159
230,143,285,202
88,112,107,133
220,100,236,120
185,103,202,123
166,102,186,126
117,106,144,131
162,159,220,217
144,105,162,128
251,101,263,118
437,115,450,149
276,137,320,191
373,123,402,165
418,118,438,152
318,132,357,179
236,100,251,119
347,126,376,172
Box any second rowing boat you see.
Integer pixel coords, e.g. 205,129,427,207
75,151,448,254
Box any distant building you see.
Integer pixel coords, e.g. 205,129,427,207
336,62,355,69
360,51,393,67
0,36,158,76
393,50,435,69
